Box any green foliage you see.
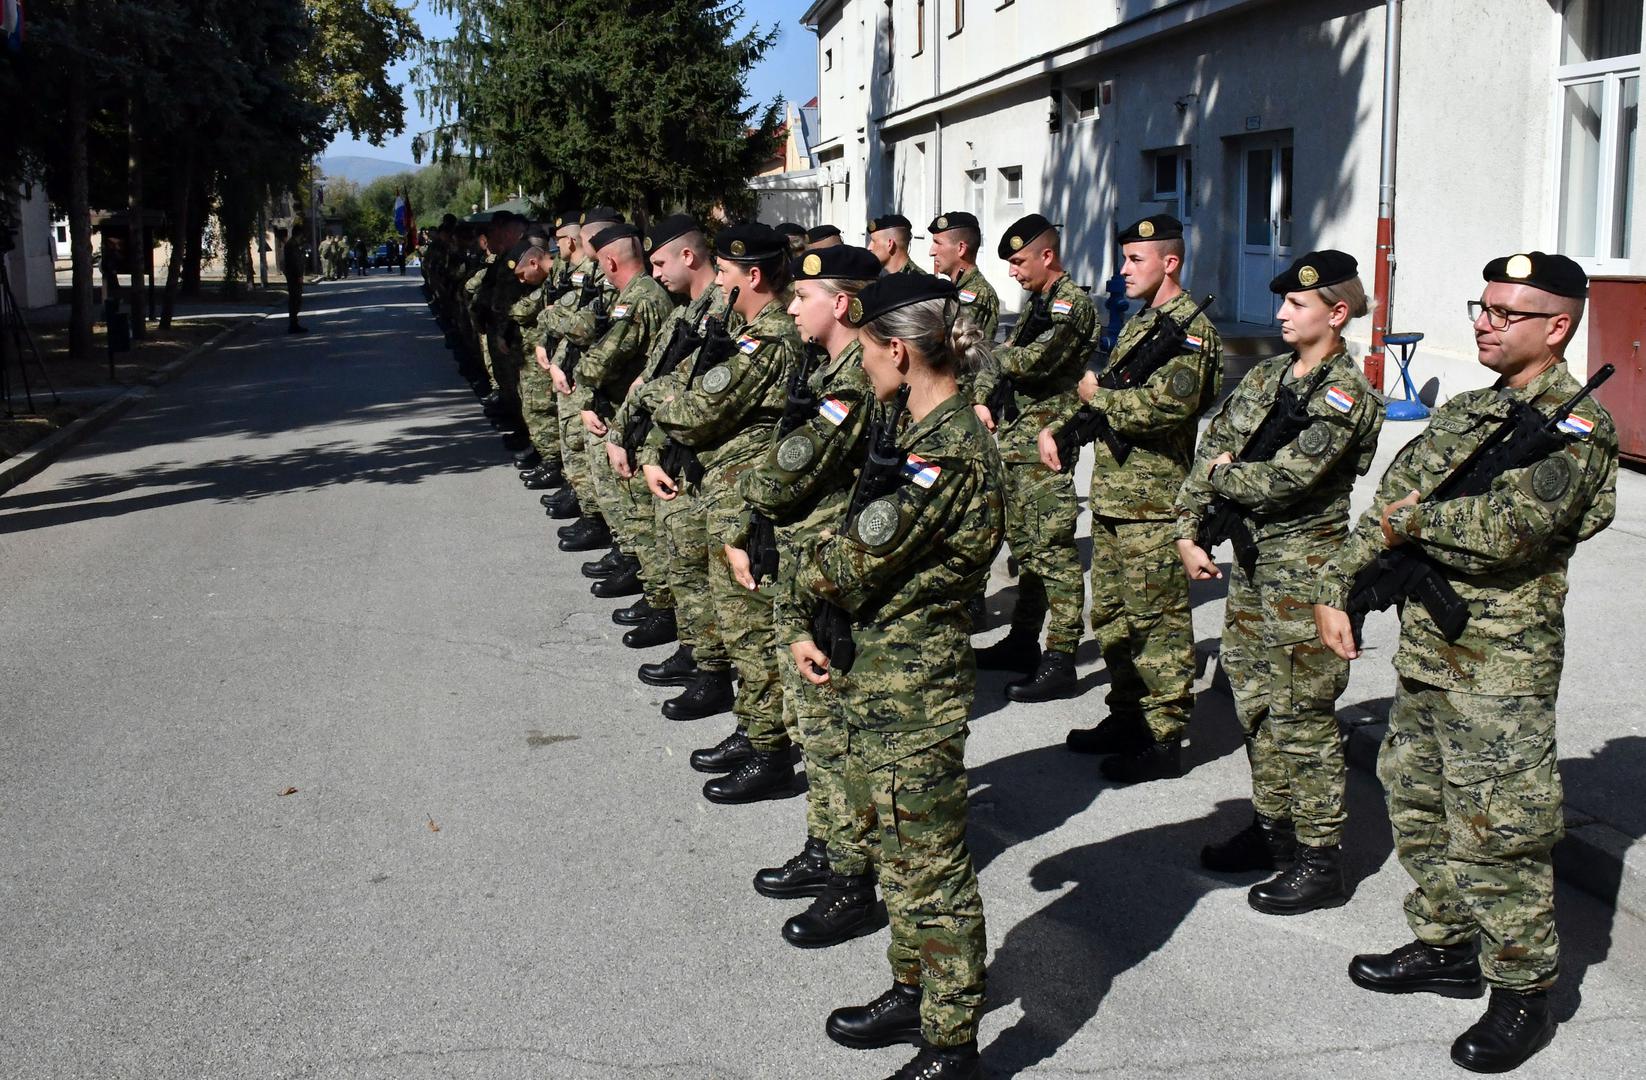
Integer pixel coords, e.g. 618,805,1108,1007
300,0,423,146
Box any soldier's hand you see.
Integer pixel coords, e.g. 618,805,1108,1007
725,545,756,591
550,364,571,395
581,410,607,436
644,464,677,501
605,442,632,478
1314,604,1360,661
534,344,550,370
1037,426,1063,472
1207,451,1234,480
973,404,995,432
791,640,831,685
1380,489,1420,548
1175,538,1222,580
1077,370,1099,404
629,374,644,394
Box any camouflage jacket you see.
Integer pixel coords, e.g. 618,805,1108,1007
542,261,620,381
508,282,548,338
649,297,796,474
953,265,1000,342
1176,346,1383,555
795,393,1007,733
531,257,590,354
571,271,674,416
1087,290,1223,520
1317,361,1618,696
890,259,929,275
971,273,1096,463
740,338,872,527
615,284,717,465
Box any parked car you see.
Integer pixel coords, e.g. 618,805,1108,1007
370,243,394,268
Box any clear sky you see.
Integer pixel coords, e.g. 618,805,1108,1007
325,0,820,164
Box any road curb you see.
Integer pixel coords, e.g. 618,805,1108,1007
0,315,265,496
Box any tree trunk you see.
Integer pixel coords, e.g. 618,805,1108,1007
126,99,147,341
159,134,194,329
257,205,269,288
181,171,205,296
66,55,96,362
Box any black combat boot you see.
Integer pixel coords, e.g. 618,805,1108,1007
613,598,655,626
884,1040,983,1080
622,607,677,649
1348,939,1484,998
782,872,880,948
501,430,530,453
754,836,830,899
512,447,540,470
546,488,581,519
702,748,796,804
590,564,643,598
522,463,562,490
690,728,752,773
558,517,612,552
825,981,923,1049
1065,712,1151,756
481,391,505,415
1099,737,1182,784
1201,813,1297,873
972,627,1041,673
639,644,696,687
1248,842,1347,914
581,548,627,579
1451,987,1554,1073
661,670,735,721
1005,649,1077,702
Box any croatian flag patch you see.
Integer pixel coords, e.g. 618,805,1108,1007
902,453,941,488
1559,414,1595,439
1051,299,1074,316
958,289,978,303
612,304,630,319
818,397,851,427
736,334,760,354
572,272,586,286
1185,334,1204,350
1325,387,1355,414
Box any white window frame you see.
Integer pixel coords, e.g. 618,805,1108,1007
1149,148,1193,224
1001,165,1023,205
1551,4,1641,272
1067,84,1099,126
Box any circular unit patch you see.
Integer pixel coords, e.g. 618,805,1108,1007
856,497,901,547
1530,455,1571,503
1169,368,1198,399
777,433,815,472
1297,423,1331,457
701,365,733,394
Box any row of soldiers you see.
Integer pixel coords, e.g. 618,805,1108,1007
418,204,1616,1078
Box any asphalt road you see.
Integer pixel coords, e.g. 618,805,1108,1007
3,274,1643,1080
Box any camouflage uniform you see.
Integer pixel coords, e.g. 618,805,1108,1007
574,271,676,606
952,266,1000,342
461,258,495,390
517,257,568,469
970,273,1095,653
893,260,931,275
794,393,1006,1048
1083,290,1222,742
1175,347,1382,844
539,260,617,507
483,252,531,415
742,339,877,874
1317,361,1617,989
652,298,796,752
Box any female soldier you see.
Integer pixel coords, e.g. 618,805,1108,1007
727,246,885,949
790,274,1004,1080
1173,250,1383,915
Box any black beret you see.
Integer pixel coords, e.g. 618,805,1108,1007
998,214,1056,258
487,210,520,227
806,224,842,243
867,213,912,234
591,222,642,251
1116,214,1183,244
775,222,807,239
504,237,550,270
1270,250,1358,294
523,224,556,245
847,273,959,327
553,211,582,230
715,222,786,263
792,245,881,282
439,213,458,227
929,211,980,235
647,213,701,254
1483,251,1588,299
582,206,624,226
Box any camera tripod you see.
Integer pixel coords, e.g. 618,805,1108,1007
1,257,58,418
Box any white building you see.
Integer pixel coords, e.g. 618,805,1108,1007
796,0,1643,396
5,184,59,309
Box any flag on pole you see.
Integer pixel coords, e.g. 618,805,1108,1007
393,191,414,244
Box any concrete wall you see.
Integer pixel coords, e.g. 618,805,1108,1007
750,172,824,226
6,185,58,309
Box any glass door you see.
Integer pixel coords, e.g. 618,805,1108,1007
1237,135,1294,325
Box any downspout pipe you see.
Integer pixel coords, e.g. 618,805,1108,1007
1368,0,1401,391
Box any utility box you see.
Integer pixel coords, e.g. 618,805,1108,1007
1588,276,1646,466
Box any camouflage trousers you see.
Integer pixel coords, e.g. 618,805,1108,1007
585,435,673,611
487,334,523,416
1221,555,1350,845
657,481,728,671
518,356,560,467
1378,678,1562,990
1088,516,1194,742
1002,460,1084,653
841,725,985,1048
701,458,787,752
556,393,593,506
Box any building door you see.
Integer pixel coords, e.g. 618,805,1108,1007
1237,135,1294,324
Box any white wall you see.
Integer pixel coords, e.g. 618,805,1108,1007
5,185,58,309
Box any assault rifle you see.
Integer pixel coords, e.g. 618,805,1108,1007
810,384,912,676
748,341,827,585
559,273,608,396
1346,363,1615,646
660,287,741,486
1194,360,1337,578
618,315,707,470
983,292,1055,426
1052,294,1216,470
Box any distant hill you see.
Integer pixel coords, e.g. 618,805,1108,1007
320,155,420,186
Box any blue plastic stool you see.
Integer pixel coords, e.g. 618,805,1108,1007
1383,332,1430,421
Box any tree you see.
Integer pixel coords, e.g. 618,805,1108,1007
299,0,422,145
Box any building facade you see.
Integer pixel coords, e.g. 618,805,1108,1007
797,0,1644,395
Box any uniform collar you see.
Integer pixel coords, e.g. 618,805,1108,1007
902,390,968,450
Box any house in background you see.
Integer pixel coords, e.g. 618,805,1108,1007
6,185,59,309
750,98,826,226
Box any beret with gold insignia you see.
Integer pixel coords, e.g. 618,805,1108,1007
998,213,1056,259
715,222,786,263
847,273,959,327
1117,214,1183,245
646,213,701,254
928,211,980,235
1271,250,1358,294
582,206,624,226
554,211,582,233
792,245,881,282
867,213,912,234
1483,251,1588,299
